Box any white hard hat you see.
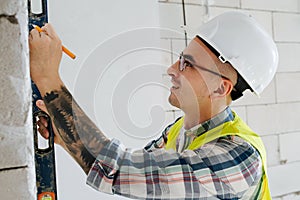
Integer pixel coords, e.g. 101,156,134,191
196,11,278,99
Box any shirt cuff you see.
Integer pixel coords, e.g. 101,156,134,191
86,138,125,194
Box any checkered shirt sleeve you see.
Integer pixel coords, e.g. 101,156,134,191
87,136,262,199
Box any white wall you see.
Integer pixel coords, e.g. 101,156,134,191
41,0,300,199
0,0,35,199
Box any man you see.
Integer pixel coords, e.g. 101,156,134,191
30,11,278,199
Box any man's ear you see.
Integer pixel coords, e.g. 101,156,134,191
212,79,233,98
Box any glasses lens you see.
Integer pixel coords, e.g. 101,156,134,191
179,53,184,71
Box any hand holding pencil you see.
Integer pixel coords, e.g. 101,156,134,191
33,24,76,59
29,23,75,86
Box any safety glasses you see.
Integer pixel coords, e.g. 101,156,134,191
179,52,230,80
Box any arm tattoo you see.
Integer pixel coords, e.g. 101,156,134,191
43,86,110,174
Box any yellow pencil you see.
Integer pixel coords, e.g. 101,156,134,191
33,25,76,59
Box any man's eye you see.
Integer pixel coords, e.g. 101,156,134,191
183,60,193,68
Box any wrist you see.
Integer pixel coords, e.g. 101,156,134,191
33,76,64,97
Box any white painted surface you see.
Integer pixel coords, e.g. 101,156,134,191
277,43,300,72
241,0,300,12
276,72,300,103
274,13,300,42
279,132,300,164
269,162,300,196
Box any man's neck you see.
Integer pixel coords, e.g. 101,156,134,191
183,105,228,130
183,111,210,130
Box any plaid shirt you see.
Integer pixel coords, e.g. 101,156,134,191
87,107,263,199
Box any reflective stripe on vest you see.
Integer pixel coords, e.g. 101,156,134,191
165,113,271,200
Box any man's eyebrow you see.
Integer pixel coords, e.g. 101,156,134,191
182,54,196,63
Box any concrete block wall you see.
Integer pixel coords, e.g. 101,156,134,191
0,0,35,199
158,0,300,199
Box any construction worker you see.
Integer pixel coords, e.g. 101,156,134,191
30,11,278,199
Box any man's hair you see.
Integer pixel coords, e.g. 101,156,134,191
230,74,253,100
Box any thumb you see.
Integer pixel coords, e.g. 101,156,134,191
36,100,48,114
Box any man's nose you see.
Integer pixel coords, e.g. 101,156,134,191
167,61,180,78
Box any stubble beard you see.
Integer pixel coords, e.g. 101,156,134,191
168,92,181,109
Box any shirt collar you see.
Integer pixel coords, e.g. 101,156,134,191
184,107,234,137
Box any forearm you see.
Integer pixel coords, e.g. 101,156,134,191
40,82,110,174
29,24,109,174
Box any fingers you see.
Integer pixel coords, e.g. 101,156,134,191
36,100,50,138
29,23,58,41
29,28,51,50
37,110,49,139
36,100,64,146
39,115,48,127
29,28,41,42
29,28,39,38
37,119,50,139
36,103,63,146
41,23,59,39
36,100,48,114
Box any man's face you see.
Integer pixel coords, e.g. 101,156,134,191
167,37,223,112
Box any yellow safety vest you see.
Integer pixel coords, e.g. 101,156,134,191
165,113,271,200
